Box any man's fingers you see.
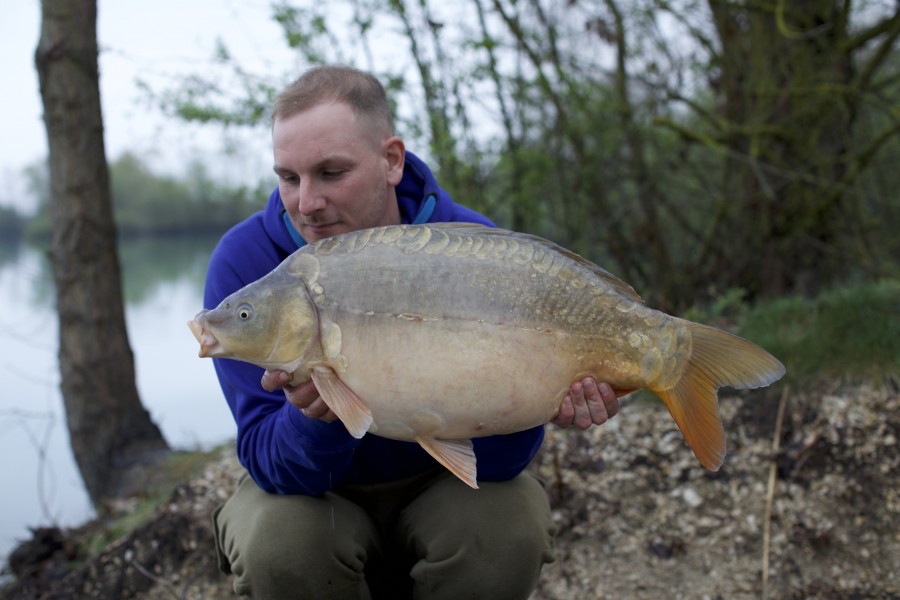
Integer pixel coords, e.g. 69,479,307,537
597,382,619,419
260,369,292,392
300,396,330,418
290,393,338,423
581,378,609,427
570,380,595,429
552,379,620,430
553,395,575,428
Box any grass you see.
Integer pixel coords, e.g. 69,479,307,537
733,279,900,384
81,446,227,557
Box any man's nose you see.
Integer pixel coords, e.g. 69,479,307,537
295,180,326,215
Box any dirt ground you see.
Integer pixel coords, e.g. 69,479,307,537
2,379,898,599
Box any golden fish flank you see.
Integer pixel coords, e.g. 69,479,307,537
189,223,785,489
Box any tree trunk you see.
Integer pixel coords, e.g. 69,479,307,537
709,0,857,296
35,0,169,508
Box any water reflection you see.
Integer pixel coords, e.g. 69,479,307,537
0,239,23,270
118,235,211,303
0,234,236,560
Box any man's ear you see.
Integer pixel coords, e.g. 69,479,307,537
383,136,406,185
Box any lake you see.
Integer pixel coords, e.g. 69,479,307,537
0,235,238,562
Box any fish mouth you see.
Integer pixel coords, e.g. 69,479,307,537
187,314,225,358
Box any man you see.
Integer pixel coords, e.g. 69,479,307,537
207,65,619,599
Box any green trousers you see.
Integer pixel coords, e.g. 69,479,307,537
213,468,556,599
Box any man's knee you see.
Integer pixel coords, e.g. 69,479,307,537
403,473,556,599
248,501,366,572
410,527,553,599
215,478,377,598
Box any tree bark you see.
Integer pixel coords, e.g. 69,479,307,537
35,0,169,507
708,0,860,295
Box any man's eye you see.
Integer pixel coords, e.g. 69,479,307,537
322,170,344,179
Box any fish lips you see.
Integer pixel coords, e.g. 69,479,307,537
187,312,227,358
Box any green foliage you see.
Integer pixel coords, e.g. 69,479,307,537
680,280,900,386
682,287,749,326
137,67,277,128
736,280,900,383
151,0,900,309
24,153,266,239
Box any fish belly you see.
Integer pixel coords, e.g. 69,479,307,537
331,313,603,440
305,224,690,441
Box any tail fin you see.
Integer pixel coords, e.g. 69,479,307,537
656,322,786,471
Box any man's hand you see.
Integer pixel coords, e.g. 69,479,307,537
261,370,338,423
552,377,619,430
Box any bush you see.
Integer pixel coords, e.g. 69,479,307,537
737,280,900,383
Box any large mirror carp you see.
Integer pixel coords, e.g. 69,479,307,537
189,223,785,488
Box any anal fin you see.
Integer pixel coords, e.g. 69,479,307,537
310,367,373,438
416,437,478,489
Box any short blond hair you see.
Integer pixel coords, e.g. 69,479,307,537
272,65,394,138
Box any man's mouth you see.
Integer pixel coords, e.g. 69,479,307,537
301,222,343,240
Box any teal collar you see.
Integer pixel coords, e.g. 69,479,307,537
411,193,436,225
282,210,307,248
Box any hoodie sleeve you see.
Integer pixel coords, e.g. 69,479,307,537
204,220,362,496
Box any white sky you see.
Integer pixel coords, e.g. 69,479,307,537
0,1,301,213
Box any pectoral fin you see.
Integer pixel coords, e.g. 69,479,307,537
310,367,373,438
416,437,478,489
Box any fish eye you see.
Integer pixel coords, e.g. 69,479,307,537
237,304,253,320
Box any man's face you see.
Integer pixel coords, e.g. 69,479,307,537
273,101,405,243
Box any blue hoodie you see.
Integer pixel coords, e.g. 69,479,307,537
203,151,546,495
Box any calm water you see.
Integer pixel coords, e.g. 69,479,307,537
0,235,237,560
